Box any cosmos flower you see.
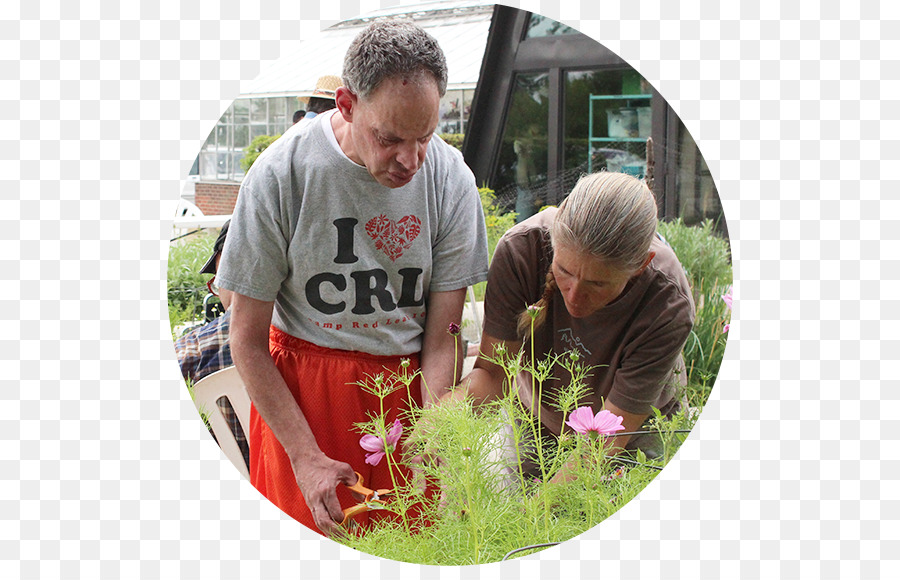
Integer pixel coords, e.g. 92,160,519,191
525,304,543,319
565,406,625,437
359,419,403,466
722,286,733,333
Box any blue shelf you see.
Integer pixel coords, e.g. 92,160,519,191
589,94,653,101
588,93,652,172
590,137,649,143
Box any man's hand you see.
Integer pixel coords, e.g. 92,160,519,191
229,293,357,536
292,453,358,537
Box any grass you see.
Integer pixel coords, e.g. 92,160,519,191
337,348,700,565
657,217,733,402
167,230,218,337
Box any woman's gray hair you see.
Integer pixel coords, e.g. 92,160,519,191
551,172,658,272
342,20,448,99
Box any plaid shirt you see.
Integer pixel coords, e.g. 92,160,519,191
175,310,249,468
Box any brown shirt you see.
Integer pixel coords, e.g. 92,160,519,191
483,208,695,433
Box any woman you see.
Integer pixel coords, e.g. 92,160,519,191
450,171,695,462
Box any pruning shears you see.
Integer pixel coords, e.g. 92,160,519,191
340,471,394,529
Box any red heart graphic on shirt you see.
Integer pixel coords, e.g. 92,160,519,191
365,214,422,261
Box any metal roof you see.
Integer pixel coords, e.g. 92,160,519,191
241,1,494,98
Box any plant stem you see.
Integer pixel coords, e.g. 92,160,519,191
453,335,459,387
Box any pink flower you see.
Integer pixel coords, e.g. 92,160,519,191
565,406,625,437
447,322,461,336
722,286,733,333
359,419,403,466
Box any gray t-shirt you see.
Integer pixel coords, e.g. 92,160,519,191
217,110,489,356
483,208,695,431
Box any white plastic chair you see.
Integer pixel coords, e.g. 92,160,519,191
465,286,483,344
191,366,252,480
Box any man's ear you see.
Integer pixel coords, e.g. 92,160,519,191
334,87,356,122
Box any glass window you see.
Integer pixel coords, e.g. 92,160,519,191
525,14,578,38
462,89,474,133
492,72,549,222
250,98,267,124
233,125,249,151
564,69,652,179
199,150,217,179
268,97,286,130
216,151,231,179
232,151,246,179
215,124,229,150
673,122,722,230
233,100,249,124
203,126,216,151
439,90,463,134
286,97,300,127
251,124,269,140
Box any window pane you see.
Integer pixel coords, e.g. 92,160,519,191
491,72,549,222
564,69,652,179
439,90,462,134
233,151,246,179
525,13,578,38
203,126,216,151
460,89,475,134
199,151,217,179
216,151,231,179
250,98,267,124
233,125,249,150
268,97,283,124
251,124,269,140
215,124,229,149
674,122,723,230
233,100,250,124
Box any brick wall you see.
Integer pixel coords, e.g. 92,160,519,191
194,181,241,215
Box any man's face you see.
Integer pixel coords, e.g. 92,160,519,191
342,76,441,188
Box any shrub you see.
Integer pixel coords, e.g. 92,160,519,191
657,218,733,403
167,232,217,336
471,187,518,300
439,133,465,151
241,134,281,172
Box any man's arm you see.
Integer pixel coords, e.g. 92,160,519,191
419,288,467,407
228,292,356,536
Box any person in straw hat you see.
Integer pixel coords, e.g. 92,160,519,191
216,20,488,536
293,74,342,126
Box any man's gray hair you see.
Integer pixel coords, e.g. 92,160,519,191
342,19,448,98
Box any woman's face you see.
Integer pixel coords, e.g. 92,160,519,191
551,245,645,318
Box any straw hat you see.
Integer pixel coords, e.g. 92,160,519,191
296,75,342,104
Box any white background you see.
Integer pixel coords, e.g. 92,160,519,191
0,0,895,577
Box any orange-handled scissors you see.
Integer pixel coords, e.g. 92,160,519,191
341,472,394,529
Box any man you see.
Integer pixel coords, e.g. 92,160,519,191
174,221,250,468
216,20,489,536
